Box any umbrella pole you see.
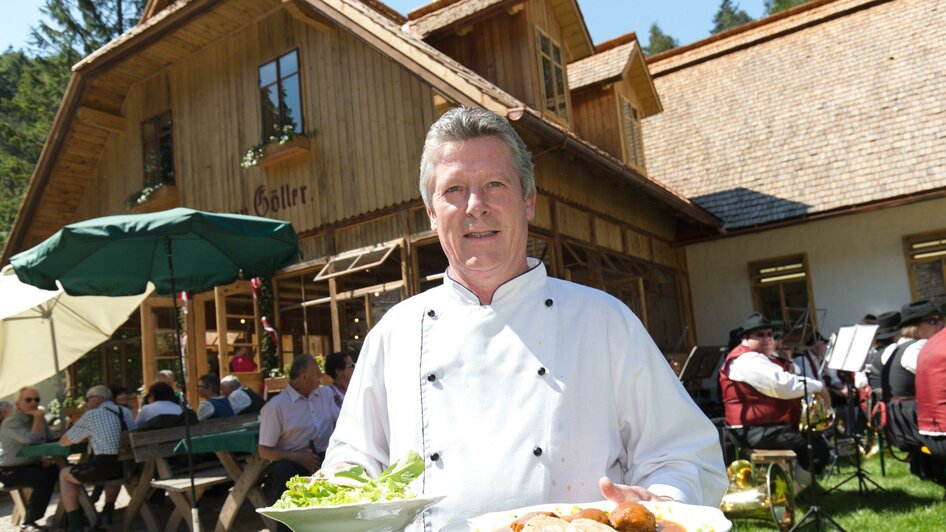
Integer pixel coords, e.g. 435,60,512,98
44,310,66,431
164,237,201,532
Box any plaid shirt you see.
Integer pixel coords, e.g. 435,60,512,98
65,401,136,455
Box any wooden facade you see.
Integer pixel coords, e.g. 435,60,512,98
4,0,721,400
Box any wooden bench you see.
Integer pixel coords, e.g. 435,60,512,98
0,482,29,526
126,414,258,532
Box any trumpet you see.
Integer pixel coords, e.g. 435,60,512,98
799,393,835,433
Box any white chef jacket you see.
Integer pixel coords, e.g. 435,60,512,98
324,259,727,531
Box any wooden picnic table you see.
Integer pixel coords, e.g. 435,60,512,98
17,441,97,525
172,424,276,532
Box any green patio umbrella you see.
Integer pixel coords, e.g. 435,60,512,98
11,207,299,296
11,207,300,532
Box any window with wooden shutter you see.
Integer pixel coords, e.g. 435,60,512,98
904,230,946,308
620,96,645,170
536,28,569,123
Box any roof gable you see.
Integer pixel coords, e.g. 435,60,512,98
567,33,661,117
408,0,594,61
2,0,719,264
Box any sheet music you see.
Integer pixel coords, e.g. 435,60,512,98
827,324,878,372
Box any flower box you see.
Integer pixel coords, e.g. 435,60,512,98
258,135,311,168
131,184,180,214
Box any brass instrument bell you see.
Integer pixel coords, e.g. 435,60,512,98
799,393,836,433
720,460,795,531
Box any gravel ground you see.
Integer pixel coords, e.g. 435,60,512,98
0,486,271,531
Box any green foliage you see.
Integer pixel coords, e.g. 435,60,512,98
0,1,146,251
257,276,279,377
712,0,755,35
765,0,813,15
643,23,679,56
31,0,148,56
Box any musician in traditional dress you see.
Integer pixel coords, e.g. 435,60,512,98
719,313,831,488
881,300,943,453
321,107,727,531
917,326,946,458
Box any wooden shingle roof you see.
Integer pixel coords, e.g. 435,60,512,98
643,0,946,232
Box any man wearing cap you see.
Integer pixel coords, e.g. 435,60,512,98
917,324,946,458
719,313,831,484
59,385,136,531
881,300,943,453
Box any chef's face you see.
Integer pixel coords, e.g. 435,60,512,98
427,136,535,292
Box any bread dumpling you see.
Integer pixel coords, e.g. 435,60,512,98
566,518,617,531
521,515,571,531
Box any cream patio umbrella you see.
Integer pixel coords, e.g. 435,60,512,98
0,265,152,408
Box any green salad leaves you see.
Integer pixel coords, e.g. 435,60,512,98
273,451,425,508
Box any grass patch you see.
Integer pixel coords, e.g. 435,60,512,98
728,450,945,531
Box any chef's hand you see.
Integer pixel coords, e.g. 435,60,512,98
599,477,675,503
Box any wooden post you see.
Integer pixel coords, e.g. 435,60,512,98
329,278,341,352
140,301,156,391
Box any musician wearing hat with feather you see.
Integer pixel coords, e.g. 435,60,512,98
881,300,943,454
719,313,831,487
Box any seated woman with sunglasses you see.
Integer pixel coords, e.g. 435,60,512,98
0,387,58,531
718,313,832,490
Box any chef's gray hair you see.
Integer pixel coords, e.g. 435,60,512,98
418,107,535,209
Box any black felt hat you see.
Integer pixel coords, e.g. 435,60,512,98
900,300,940,327
740,312,782,336
875,311,901,340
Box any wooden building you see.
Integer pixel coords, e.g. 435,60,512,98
1,0,722,400
642,0,946,344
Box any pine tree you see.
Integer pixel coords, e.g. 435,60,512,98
711,0,755,35
644,23,680,56
32,0,147,55
765,0,812,15
0,0,145,250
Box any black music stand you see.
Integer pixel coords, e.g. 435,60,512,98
790,310,844,532
678,346,727,384
825,325,885,496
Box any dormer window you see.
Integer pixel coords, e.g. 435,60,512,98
620,96,645,169
536,28,568,122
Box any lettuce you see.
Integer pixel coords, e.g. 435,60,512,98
272,451,425,508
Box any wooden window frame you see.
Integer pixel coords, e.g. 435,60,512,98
140,110,175,187
748,253,818,334
535,26,570,124
258,48,304,141
903,229,946,305
617,94,646,172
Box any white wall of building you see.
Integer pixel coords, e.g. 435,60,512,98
686,196,946,345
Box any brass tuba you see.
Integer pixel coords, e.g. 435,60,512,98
799,393,836,433
720,460,795,531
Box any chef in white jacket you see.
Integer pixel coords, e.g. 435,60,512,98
323,107,727,531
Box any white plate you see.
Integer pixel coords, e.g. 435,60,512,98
256,495,445,532
442,500,731,532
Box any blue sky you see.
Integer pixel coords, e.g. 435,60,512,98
2,1,768,53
